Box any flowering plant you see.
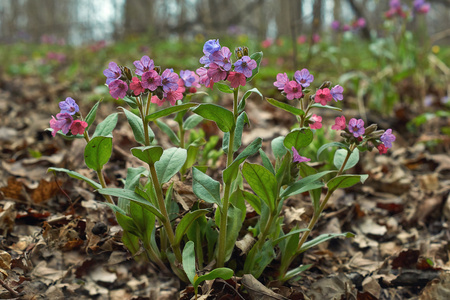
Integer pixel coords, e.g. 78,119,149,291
47,39,395,296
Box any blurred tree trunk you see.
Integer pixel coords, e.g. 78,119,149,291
347,0,371,39
312,0,323,35
124,0,154,36
333,0,341,21
276,0,290,37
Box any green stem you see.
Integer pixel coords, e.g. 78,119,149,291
148,163,183,264
216,87,239,268
279,145,355,279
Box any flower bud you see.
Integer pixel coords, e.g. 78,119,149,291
154,66,161,74
367,141,375,151
319,81,331,89
364,124,378,135
243,47,249,56
368,130,384,139
235,47,244,59
120,66,133,81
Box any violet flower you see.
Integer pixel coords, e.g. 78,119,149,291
294,69,314,88
234,56,257,78
59,97,79,115
348,118,365,138
103,62,122,85
133,55,154,76
108,79,128,99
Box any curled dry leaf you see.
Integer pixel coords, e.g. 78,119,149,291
242,274,289,300
0,250,11,280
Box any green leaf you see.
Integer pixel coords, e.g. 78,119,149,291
84,136,113,172
183,114,204,130
155,147,187,184
92,113,119,138
298,163,322,212
327,174,368,191
182,241,196,285
246,51,263,82
316,142,349,160
192,167,221,207
48,167,101,189
242,163,277,211
224,204,243,262
145,103,198,122
192,104,234,132
238,87,263,114
271,136,287,160
122,230,141,257
222,138,262,184
194,268,234,290
98,188,164,220
266,98,304,116
122,96,138,109
299,232,355,253
155,119,180,145
333,148,359,171
259,149,275,175
311,103,343,111
243,191,261,215
281,170,336,197
118,167,147,212
115,211,140,236
85,100,101,129
273,228,310,246
119,107,154,145
283,264,313,281
215,82,233,94
130,201,156,243
283,128,313,150
131,146,163,165
223,112,249,152
175,209,209,245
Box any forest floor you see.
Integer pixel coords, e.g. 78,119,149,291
0,75,449,300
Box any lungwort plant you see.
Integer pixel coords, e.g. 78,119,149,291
48,39,395,295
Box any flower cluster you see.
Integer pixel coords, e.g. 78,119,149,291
104,56,199,106
331,116,396,155
331,18,366,32
49,97,87,136
385,0,429,18
196,39,257,89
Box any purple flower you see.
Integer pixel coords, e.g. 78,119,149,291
390,0,401,9
331,21,340,31
292,147,311,163
413,0,430,14
108,79,128,99
330,85,344,102
203,39,221,55
180,70,200,88
294,69,314,88
133,55,154,76
103,62,122,85
141,70,162,91
342,24,351,32
210,47,232,71
59,97,79,115
348,118,365,138
200,39,221,67
234,56,257,78
161,69,179,92
283,81,303,100
207,63,228,83
49,113,73,136
380,129,396,148
274,73,289,90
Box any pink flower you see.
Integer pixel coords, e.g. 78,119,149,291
312,34,321,44
261,38,273,48
331,116,346,130
292,147,311,163
315,88,332,105
297,35,306,44
284,81,303,100
108,79,128,99
207,63,228,83
164,89,183,105
70,120,88,135
141,70,161,91
227,72,246,88
274,73,289,90
309,114,322,129
377,144,388,155
49,113,73,136
196,67,213,89
151,95,165,107
130,77,145,96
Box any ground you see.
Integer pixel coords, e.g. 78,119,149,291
0,75,449,299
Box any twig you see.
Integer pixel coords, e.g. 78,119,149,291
0,278,20,298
